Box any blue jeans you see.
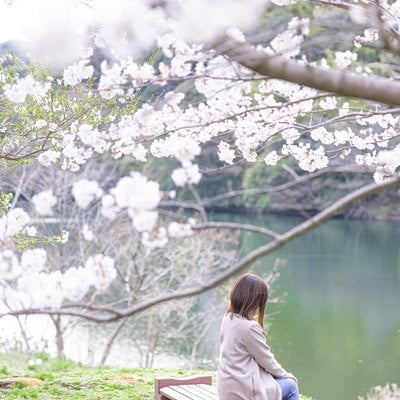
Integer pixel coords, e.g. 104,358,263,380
275,377,300,400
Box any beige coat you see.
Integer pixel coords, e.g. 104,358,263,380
217,313,289,400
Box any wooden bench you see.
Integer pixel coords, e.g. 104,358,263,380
155,375,218,400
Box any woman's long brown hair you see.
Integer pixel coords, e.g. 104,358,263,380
227,272,269,327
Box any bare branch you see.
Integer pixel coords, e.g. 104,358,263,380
100,319,127,365
0,307,121,322
309,0,351,10
193,221,279,239
10,166,26,209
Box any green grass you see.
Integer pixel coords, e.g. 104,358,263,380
0,353,314,399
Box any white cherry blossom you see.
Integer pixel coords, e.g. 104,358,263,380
85,254,117,291
82,223,94,241
38,150,61,167
111,172,161,211
141,227,168,248
172,163,202,186
32,190,57,216
4,75,51,104
72,179,103,209
128,209,159,232
334,51,357,70
62,266,92,301
101,194,120,220
167,222,193,239
63,60,94,86
264,151,282,166
17,271,63,309
98,61,126,99
0,208,30,242
218,142,236,165
21,248,47,272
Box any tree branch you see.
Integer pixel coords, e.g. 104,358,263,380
222,39,400,106
193,221,279,239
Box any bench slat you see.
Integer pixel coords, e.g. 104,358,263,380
160,384,218,400
197,384,218,396
181,384,217,399
160,386,194,400
155,375,218,400
173,384,216,400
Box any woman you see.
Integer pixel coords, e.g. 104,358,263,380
217,272,300,400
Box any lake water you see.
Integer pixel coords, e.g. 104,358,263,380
235,214,400,400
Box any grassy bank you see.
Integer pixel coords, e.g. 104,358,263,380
0,353,313,399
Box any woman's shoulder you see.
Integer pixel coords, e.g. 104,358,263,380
223,313,259,329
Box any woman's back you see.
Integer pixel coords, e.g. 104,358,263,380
217,313,285,400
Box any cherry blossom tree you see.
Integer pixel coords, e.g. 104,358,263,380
1,0,400,330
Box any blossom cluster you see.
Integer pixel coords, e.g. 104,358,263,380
0,249,116,309
32,190,57,216
4,75,51,104
0,208,31,242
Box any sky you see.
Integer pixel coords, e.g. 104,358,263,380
0,1,26,42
